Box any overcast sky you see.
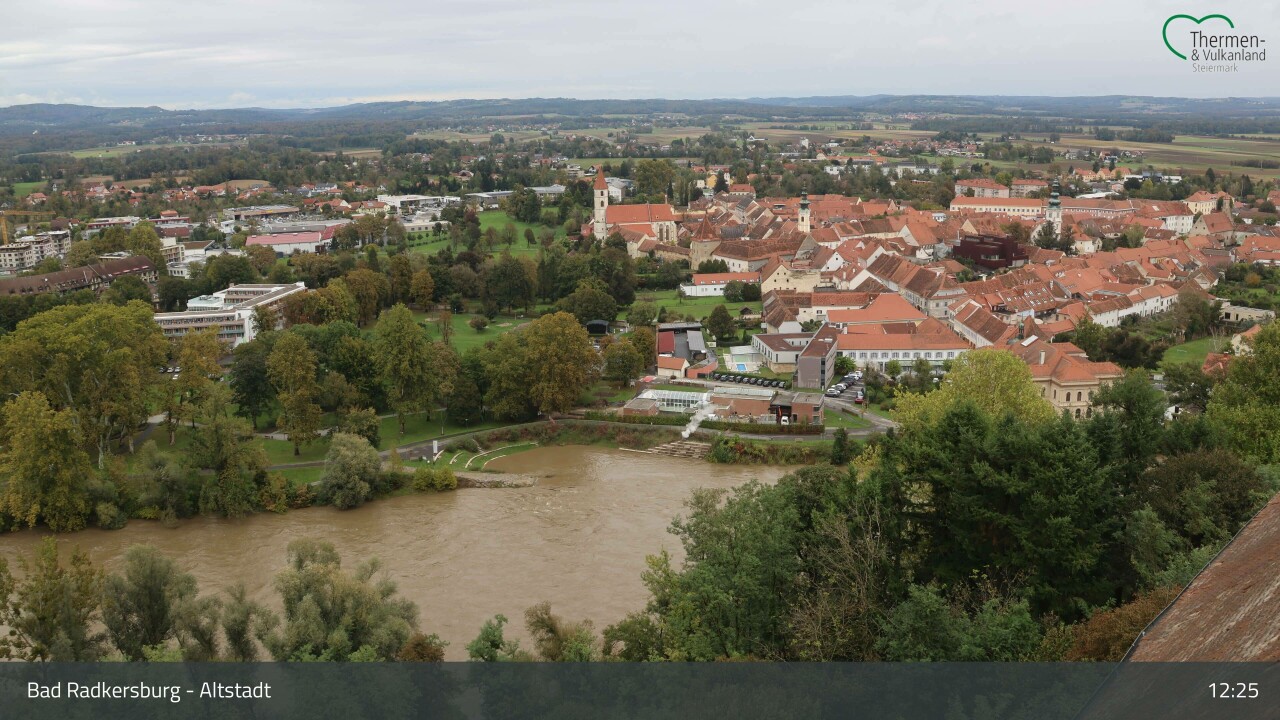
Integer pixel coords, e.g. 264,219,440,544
2,0,1276,108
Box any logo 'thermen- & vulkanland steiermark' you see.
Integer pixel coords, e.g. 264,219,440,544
1163,14,1267,73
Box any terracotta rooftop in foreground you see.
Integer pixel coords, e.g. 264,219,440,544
1128,492,1280,661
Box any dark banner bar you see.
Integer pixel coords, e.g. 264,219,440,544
1,663,1275,719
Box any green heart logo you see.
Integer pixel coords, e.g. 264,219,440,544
1163,13,1235,60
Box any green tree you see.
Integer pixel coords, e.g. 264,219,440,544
0,302,167,467
268,332,323,456
602,340,643,387
1207,322,1280,462
102,545,200,661
102,275,153,306
0,391,93,532
557,282,617,325
627,327,658,368
705,303,736,340
523,312,600,418
627,301,659,327
0,538,105,661
373,304,456,434
257,539,419,661
829,428,852,465
893,349,1055,433
338,407,382,449
230,335,277,429
412,270,436,308
319,433,382,510
126,222,166,269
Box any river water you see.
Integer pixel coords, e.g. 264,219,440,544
0,446,787,659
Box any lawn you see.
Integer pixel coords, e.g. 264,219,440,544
413,308,526,353
261,412,510,467
12,181,44,198
476,210,566,258
640,288,762,321
823,410,874,430
274,466,325,486
1161,336,1225,370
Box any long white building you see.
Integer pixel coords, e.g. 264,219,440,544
154,282,306,347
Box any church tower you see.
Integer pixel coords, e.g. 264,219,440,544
593,169,609,241
798,192,811,235
1046,180,1062,234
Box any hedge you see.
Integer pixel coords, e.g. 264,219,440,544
583,411,689,426
701,420,825,434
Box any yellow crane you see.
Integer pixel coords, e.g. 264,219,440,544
0,210,55,244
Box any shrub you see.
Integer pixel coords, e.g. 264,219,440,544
701,420,825,434
583,411,687,426
413,466,459,492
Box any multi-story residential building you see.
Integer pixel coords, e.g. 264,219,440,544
955,178,1011,198
1011,337,1123,418
153,282,306,347
0,255,156,297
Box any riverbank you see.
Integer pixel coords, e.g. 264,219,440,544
0,447,791,659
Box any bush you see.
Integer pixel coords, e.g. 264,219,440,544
94,502,128,530
413,466,458,492
469,316,489,332
701,420,825,434
583,411,688,426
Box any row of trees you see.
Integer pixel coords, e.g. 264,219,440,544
0,538,439,662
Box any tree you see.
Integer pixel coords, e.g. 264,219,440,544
874,403,1116,617
257,539,419,661
884,359,903,382
319,433,382,510
557,282,617,325
638,482,802,660
0,302,167,467
338,407,381,449
126,222,166,269
343,268,391,326
627,301,659,326
1207,323,1280,462
102,275,153,305
447,371,485,427
230,335,277,430
523,312,600,419
1162,361,1214,413
635,159,676,197
267,332,323,456
102,546,200,661
166,328,225,444
829,428,852,465
373,304,456,434
627,327,658,369
251,303,279,335
0,391,94,532
705,304,736,340
602,340,643,387
221,584,269,662
1171,288,1222,339
0,538,105,661
893,349,1056,433
467,614,526,662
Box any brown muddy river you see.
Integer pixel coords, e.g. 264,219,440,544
0,446,787,659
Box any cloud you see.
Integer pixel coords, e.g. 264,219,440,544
2,0,1278,108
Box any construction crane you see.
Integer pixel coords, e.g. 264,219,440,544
0,210,56,244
